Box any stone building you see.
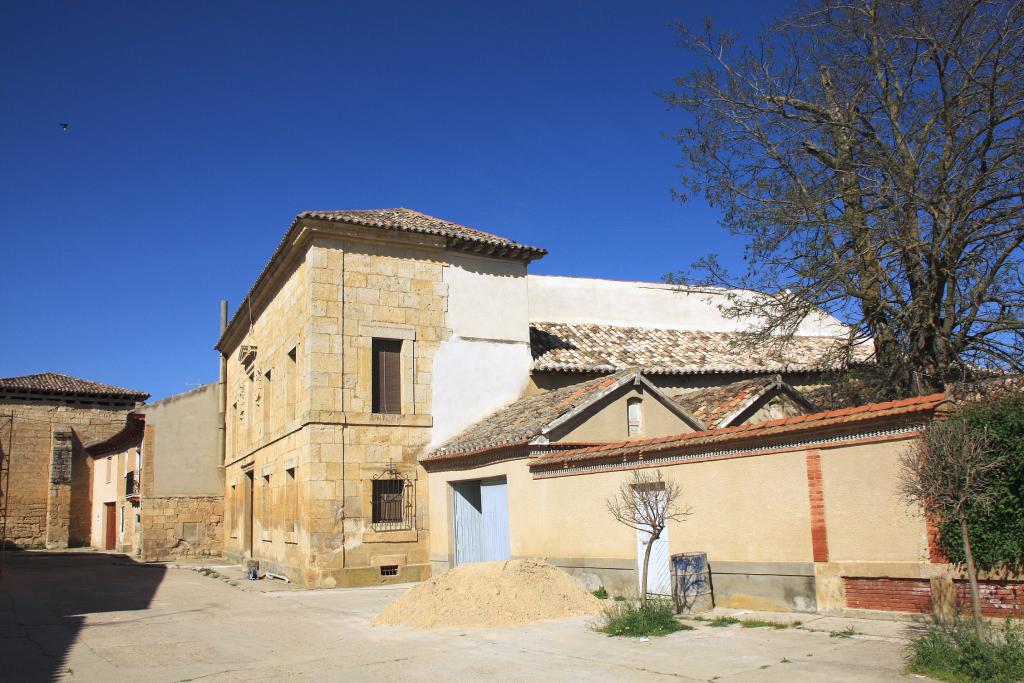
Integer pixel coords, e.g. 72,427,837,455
215,209,546,587
137,383,223,560
83,383,223,560
85,413,145,553
0,373,148,549
215,208,867,588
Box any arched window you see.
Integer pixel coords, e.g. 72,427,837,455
627,397,643,436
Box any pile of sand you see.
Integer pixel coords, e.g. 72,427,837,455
372,559,604,628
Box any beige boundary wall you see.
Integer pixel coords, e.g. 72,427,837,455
425,431,1009,615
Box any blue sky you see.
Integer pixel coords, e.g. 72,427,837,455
0,1,777,401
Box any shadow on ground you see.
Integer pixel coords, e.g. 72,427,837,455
0,550,166,682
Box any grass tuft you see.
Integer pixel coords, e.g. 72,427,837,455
597,599,694,638
830,626,860,638
741,618,791,629
906,619,1024,683
592,586,609,600
709,616,741,627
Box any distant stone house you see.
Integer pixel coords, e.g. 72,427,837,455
0,373,148,549
215,208,865,588
83,383,223,560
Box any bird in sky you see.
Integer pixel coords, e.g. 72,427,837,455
60,123,69,131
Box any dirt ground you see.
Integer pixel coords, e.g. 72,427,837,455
0,551,936,682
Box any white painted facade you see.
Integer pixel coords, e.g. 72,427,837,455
430,255,532,448
89,454,118,549
527,275,848,337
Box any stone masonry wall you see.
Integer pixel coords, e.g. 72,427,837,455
0,399,131,548
141,495,223,561
223,227,447,587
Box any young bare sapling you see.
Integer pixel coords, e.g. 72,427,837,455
606,469,691,604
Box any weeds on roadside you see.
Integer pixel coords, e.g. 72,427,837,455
906,618,1024,683
592,586,609,599
741,619,792,629
597,599,693,638
708,616,798,629
830,626,860,638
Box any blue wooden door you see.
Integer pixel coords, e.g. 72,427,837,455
453,481,483,566
480,478,510,561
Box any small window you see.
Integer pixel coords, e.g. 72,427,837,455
371,339,402,414
285,466,298,537
105,456,112,483
372,479,404,524
380,565,399,577
286,346,297,421
627,397,643,436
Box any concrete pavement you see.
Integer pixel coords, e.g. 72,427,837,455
0,551,935,682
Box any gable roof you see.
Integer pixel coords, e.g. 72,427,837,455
426,369,702,459
301,209,547,260
529,392,949,472
0,372,149,400
530,322,873,375
672,375,818,429
217,208,546,352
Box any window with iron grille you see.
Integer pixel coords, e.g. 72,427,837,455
372,479,404,525
380,565,399,576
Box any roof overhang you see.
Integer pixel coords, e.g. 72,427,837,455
216,214,545,354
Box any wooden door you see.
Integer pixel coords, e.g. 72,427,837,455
480,478,510,562
452,481,482,566
104,502,116,550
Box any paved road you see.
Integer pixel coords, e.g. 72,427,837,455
0,552,931,682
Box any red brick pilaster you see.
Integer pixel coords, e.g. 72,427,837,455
805,449,829,563
926,510,948,563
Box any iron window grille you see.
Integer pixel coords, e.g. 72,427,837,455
371,464,414,531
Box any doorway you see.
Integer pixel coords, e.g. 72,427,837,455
104,502,116,550
243,470,254,558
636,496,671,596
452,477,510,565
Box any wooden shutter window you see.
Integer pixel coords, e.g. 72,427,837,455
372,339,402,414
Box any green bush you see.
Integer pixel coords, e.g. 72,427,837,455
592,586,609,599
597,599,694,637
938,396,1024,570
907,619,1024,683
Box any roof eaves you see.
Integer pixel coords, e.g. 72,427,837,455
529,391,948,470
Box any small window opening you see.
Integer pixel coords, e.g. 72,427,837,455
380,565,399,577
371,338,402,414
286,346,297,422
627,397,643,436
105,456,112,483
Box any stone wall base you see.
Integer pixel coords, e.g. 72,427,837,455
141,495,223,561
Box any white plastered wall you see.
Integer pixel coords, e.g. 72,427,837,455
527,275,848,336
430,254,532,448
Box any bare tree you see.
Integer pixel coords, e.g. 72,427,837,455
606,469,691,604
665,0,1024,399
899,417,1003,635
